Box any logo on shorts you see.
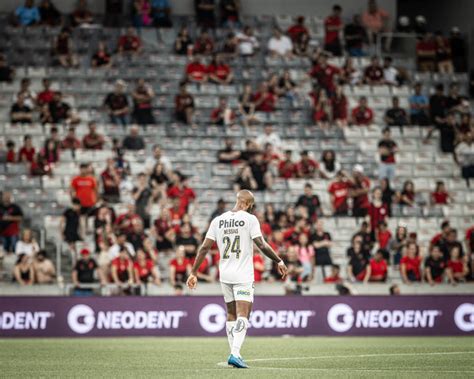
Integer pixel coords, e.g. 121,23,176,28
67,304,95,334
237,290,251,296
199,304,227,333
454,303,474,332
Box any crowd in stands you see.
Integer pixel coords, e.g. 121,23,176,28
0,0,473,293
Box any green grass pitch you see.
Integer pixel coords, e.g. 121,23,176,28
1,337,473,378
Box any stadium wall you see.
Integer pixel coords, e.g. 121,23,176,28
1,296,473,337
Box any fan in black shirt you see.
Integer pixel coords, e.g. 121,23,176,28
72,249,98,286
295,183,321,220
424,246,446,285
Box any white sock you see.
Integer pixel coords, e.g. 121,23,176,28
226,321,235,351
231,317,249,358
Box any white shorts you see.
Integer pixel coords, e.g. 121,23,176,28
221,282,254,303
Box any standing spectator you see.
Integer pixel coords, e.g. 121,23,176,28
207,55,233,84
132,79,155,126
311,220,333,278
33,250,56,284
434,31,453,74
431,181,452,205
14,0,40,26
296,183,321,221
82,122,105,150
39,0,61,26
174,82,195,125
319,150,341,180
369,249,387,282
105,0,124,27
287,16,309,43
220,0,239,27
384,96,408,127
151,0,172,27
72,0,93,26
361,0,390,52
235,26,259,57
424,246,446,285
324,5,343,56
37,79,55,106
367,187,388,239
295,233,314,281
331,85,348,128
132,0,152,28
70,163,98,214
344,14,366,56
268,28,293,58
132,173,152,228
15,229,40,257
54,27,78,68
438,113,457,153
92,42,113,68
10,95,33,124
118,27,142,55
101,158,121,203
454,132,474,187
169,245,191,285
210,97,235,126
13,254,34,285
134,249,161,286
174,26,193,55
195,0,216,29
380,177,395,217
104,80,130,126
377,127,397,180
416,33,436,72
61,198,82,253
72,249,101,292
449,27,467,73
351,96,374,125
0,192,24,253
122,125,145,151
364,56,384,84
0,54,15,83
349,165,371,218
409,83,429,125
328,170,350,216
62,127,81,151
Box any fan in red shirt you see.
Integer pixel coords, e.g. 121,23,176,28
328,171,350,215
6,140,16,163
118,27,142,55
369,250,388,282
324,5,343,56
364,56,384,84
193,30,214,55
416,33,436,72
367,187,388,236
278,150,298,179
208,55,233,84
18,135,35,163
296,150,319,179
210,97,236,126
376,221,392,250
324,264,342,283
253,252,265,282
332,85,348,127
447,246,467,283
37,78,55,105
287,16,309,42
466,225,474,255
186,56,208,83
349,165,371,217
169,198,187,226
431,181,451,205
351,96,374,125
115,204,141,234
111,248,134,285
400,242,422,283
133,249,161,285
252,82,276,112
169,245,191,285
70,163,98,212
309,54,340,94
167,173,196,213
61,127,81,150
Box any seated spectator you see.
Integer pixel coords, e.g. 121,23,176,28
71,0,93,26
309,54,340,94
311,89,331,129
217,138,240,163
101,158,121,203
361,0,390,50
169,245,191,285
195,0,216,29
15,78,36,109
328,170,350,215
287,16,309,43
454,132,474,187
409,83,430,125
118,27,142,55
351,96,374,125
62,127,81,150
207,55,233,84
256,125,281,151
348,247,370,283
383,56,399,85
293,30,310,57
437,228,464,261
54,27,78,68
450,27,467,73
109,233,136,259
268,28,293,58
122,125,145,151
238,84,259,127
384,96,408,126
92,42,112,68
82,121,105,150
364,56,384,84
431,181,452,205
319,150,341,180
14,0,40,26
210,97,235,126
349,164,371,218
13,254,34,285
145,144,172,173
297,151,319,179
416,33,436,72
104,80,130,126
175,223,199,259
175,82,195,125
70,163,98,214
111,248,134,287
0,54,14,83
390,224,408,266
424,246,446,285
174,26,193,55
132,0,152,28
42,139,60,164
344,14,366,56
15,228,40,257
151,0,172,27
250,153,273,191
37,78,55,106
400,242,421,284
167,172,196,213
284,247,304,293
10,95,33,124
5,140,16,163
399,180,416,207
131,79,155,126
72,248,103,292
30,152,52,176
331,85,348,128
236,26,259,57
296,183,321,221
18,135,35,163
324,5,343,56
377,127,397,180
434,32,454,73
194,30,214,55
134,249,161,286
185,56,208,83
33,250,56,284
220,32,238,58
369,249,387,282
39,0,61,26
253,82,276,113
376,220,391,251
324,264,342,283
447,246,468,283
278,150,297,179
44,91,80,125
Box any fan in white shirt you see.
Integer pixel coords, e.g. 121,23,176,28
267,28,293,57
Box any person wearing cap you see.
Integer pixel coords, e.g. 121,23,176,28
33,250,56,284
349,164,371,218
72,248,101,291
103,80,130,126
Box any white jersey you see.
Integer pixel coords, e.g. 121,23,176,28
205,210,262,284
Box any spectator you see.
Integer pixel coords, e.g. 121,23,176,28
145,144,172,173
62,127,81,151
347,245,370,283
235,26,259,57
185,56,208,83
416,33,436,72
131,79,155,126
70,163,98,214
331,85,348,128
217,138,240,163
449,27,467,73
319,150,340,180
295,233,314,281
82,121,105,150
341,58,360,85
104,80,130,126
400,242,422,283
364,56,384,84
14,0,40,26
434,31,453,74
132,0,152,27
134,249,161,286
174,82,195,125
175,223,199,259
284,246,304,293
384,96,408,127
349,164,371,218
431,181,452,205
132,173,152,228
377,127,397,180
424,246,446,285
447,246,468,283
0,192,24,253
33,250,56,284
174,26,193,55
151,0,172,27
210,97,235,126
208,55,233,84
194,30,214,55
309,54,340,94
36,78,55,106
256,125,281,151
328,170,350,215
376,220,391,251
311,90,331,129
437,228,464,261
445,83,462,113
15,78,36,109
220,32,238,58
61,198,82,253
409,83,429,125
44,91,80,125
41,139,60,165
324,5,343,56
383,56,399,85
18,135,35,164
169,245,191,285
111,247,134,288
454,132,474,187
287,16,309,43
30,152,52,176
5,141,16,163
101,158,121,203
220,0,239,27
293,30,311,57
10,94,33,124
250,153,273,191
54,27,78,68
344,14,366,56
399,180,416,207
268,28,293,58
210,198,226,220
92,42,112,68
0,54,15,83
430,221,451,251
167,172,196,213
104,0,123,27
253,82,276,113
238,84,259,127
430,83,448,126
369,249,387,282
118,27,142,55
122,125,145,151
324,264,342,283
39,0,61,26
278,150,297,179
15,229,40,257
296,183,321,221
361,0,390,51
311,220,333,278
351,96,374,125
72,248,102,292
353,222,373,255
72,0,93,26
367,187,388,239
195,0,216,29
390,224,408,265
297,151,319,179
13,254,34,285
109,233,136,259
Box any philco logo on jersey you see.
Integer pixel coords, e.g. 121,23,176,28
219,219,245,228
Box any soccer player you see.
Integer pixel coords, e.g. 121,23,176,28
186,190,288,368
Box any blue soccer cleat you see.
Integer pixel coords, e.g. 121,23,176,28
227,354,249,368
